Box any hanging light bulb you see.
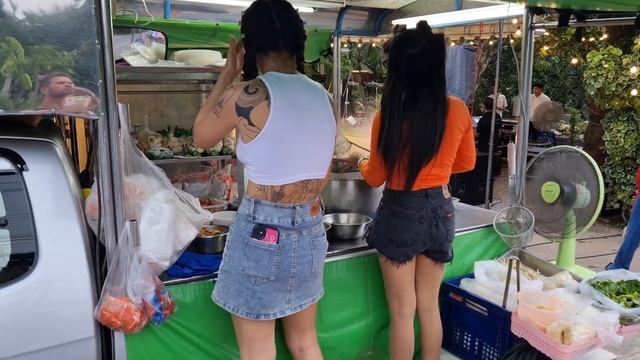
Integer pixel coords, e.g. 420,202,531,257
511,18,518,24
589,37,595,42
581,37,586,42
450,42,456,47
343,42,348,48
571,58,579,65
515,29,522,36
358,43,362,48
632,89,638,96
489,40,494,45
510,38,514,44
601,33,608,40
631,66,638,74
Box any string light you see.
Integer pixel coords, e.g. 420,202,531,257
571,58,579,65
330,42,334,48
631,66,638,74
510,39,514,44
450,42,456,47
589,37,595,42
544,31,550,36
543,45,550,51
511,18,518,24
581,37,586,42
489,40,494,45
469,41,475,45
515,29,522,36
343,43,348,48
357,43,362,48
632,89,638,97
601,33,608,40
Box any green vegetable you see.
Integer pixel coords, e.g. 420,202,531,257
589,279,640,309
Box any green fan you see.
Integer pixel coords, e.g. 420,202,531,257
524,146,605,278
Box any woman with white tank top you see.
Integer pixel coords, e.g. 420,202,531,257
192,1,336,359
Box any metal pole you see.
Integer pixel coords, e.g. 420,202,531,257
164,0,171,19
332,35,341,120
532,16,637,29
515,8,535,205
484,19,503,209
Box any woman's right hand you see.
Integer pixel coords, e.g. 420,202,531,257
221,37,245,83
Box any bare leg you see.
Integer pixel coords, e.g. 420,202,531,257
415,256,445,360
379,256,417,360
231,315,276,360
281,304,323,360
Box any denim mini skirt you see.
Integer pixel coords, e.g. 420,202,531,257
212,196,328,320
368,185,455,265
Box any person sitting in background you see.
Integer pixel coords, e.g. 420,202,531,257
607,167,640,270
476,96,502,153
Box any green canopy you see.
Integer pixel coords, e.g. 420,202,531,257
507,0,640,12
112,17,332,63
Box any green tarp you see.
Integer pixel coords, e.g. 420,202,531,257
125,227,508,359
507,0,640,12
112,17,332,63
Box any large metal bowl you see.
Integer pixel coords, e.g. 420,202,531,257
321,172,383,218
323,213,372,241
187,225,228,254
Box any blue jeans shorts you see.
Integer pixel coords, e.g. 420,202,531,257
368,186,455,265
212,196,328,320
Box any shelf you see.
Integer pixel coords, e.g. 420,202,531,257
115,66,221,84
151,155,233,165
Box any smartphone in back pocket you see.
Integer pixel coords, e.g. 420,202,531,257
251,224,280,245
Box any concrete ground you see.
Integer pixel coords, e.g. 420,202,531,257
441,167,640,359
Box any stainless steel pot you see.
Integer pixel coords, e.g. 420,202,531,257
187,225,228,254
323,213,372,240
321,172,383,218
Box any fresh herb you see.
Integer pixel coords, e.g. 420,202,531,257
589,279,640,309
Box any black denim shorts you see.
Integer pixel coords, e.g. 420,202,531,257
367,186,455,265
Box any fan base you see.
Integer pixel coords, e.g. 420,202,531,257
550,261,595,279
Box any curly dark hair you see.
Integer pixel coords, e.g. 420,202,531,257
240,0,306,81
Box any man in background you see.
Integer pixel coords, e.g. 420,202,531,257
528,82,551,141
38,73,74,111
489,86,508,117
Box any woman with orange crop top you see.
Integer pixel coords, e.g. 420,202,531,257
355,21,476,360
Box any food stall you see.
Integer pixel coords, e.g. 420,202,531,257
2,0,640,359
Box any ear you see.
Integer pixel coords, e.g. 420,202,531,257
41,87,48,95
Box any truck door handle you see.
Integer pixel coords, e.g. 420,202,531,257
0,218,7,228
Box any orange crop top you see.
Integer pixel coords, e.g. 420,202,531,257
359,97,476,191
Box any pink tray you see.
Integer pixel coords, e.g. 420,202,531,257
511,313,603,360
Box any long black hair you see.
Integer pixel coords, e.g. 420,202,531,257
378,20,448,190
240,0,306,81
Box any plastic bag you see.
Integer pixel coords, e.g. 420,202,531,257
85,181,100,236
543,271,579,292
94,223,176,333
464,260,543,310
579,269,640,323
121,114,213,272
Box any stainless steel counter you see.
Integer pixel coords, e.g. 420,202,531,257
163,202,498,284
326,202,496,260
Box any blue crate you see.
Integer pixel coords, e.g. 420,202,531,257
440,274,515,360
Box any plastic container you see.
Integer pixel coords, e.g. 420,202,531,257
511,312,603,360
440,275,514,360
517,291,565,331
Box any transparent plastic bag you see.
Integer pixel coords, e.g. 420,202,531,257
579,269,640,323
94,223,175,333
120,115,213,272
466,260,543,310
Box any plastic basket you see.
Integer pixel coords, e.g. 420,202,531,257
511,312,603,360
440,275,514,360
493,206,535,248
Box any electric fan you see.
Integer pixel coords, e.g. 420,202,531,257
531,101,565,132
524,146,605,278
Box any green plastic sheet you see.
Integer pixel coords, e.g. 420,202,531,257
506,0,640,12
125,227,508,359
112,17,332,63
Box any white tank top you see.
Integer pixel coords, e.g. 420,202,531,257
236,72,336,186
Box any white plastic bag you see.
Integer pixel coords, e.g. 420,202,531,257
579,269,640,323
121,125,213,272
467,260,543,310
